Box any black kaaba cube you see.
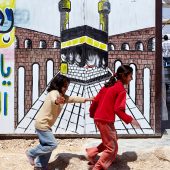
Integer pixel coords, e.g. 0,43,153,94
61,25,108,68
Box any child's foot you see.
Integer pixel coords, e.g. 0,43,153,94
86,148,97,165
25,150,35,166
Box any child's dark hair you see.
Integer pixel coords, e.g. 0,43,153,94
47,74,70,93
105,65,133,87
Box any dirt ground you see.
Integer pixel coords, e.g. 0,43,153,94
0,138,170,170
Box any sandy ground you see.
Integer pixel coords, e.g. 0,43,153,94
0,138,170,170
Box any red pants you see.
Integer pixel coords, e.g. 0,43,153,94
86,121,118,170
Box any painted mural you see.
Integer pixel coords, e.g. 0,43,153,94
0,0,161,136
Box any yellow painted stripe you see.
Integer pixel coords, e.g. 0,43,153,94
61,36,107,51
72,38,79,45
93,40,100,48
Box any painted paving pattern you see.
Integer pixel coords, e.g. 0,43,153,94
15,66,154,135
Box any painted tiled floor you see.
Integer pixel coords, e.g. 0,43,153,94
15,66,154,135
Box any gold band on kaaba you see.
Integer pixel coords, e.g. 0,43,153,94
61,36,108,51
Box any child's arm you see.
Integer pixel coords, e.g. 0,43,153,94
114,91,140,128
55,96,65,105
50,91,65,105
64,95,93,103
65,87,105,103
131,119,140,128
114,91,133,124
84,97,94,102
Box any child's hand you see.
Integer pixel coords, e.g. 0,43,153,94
55,96,65,105
131,119,140,128
84,97,95,102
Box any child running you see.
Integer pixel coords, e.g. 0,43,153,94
26,74,93,170
86,65,140,170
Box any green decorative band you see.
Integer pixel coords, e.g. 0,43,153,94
61,36,108,51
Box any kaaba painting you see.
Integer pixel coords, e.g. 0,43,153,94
61,25,108,68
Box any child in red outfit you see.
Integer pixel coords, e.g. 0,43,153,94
87,65,140,170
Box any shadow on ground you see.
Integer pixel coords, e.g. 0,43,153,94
109,151,138,170
48,151,137,170
48,153,87,170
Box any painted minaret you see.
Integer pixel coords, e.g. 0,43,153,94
58,0,71,74
98,0,111,33
58,0,71,31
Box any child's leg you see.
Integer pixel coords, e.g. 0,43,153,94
86,143,105,164
92,121,118,170
86,147,99,164
26,129,57,167
97,143,106,153
34,152,52,169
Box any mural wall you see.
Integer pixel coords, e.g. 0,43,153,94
0,0,161,136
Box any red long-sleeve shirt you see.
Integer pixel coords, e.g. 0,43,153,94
93,80,133,124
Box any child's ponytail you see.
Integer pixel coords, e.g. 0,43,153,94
104,74,117,87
